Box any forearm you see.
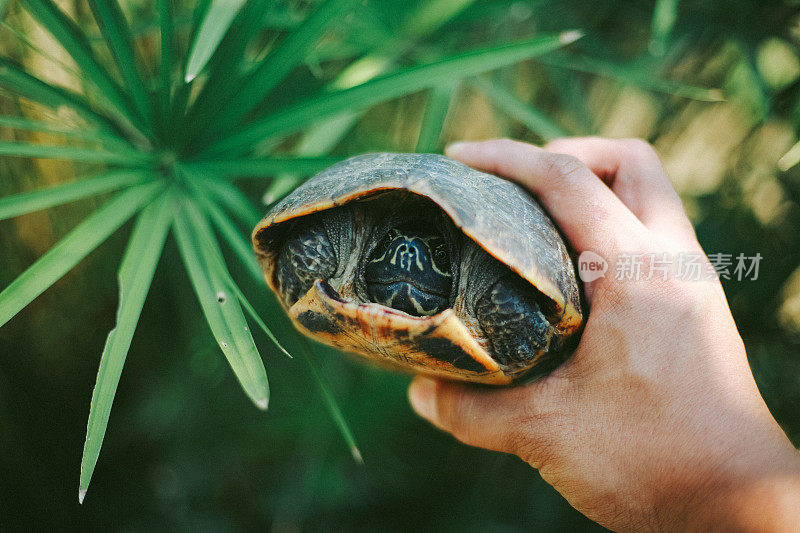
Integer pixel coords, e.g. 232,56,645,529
688,446,800,532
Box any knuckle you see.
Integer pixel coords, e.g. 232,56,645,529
507,412,565,468
544,153,587,184
436,385,475,444
434,384,458,428
621,138,658,160
501,384,565,463
497,137,517,146
543,137,570,152
493,137,518,151
484,138,524,162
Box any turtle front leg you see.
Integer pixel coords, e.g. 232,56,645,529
275,215,339,307
475,274,554,368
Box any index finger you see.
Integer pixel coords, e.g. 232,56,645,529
544,137,698,247
446,139,647,257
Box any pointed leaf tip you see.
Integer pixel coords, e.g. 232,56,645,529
184,0,247,82
255,397,269,410
560,30,584,44
78,487,87,504
351,445,364,465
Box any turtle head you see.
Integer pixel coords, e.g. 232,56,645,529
364,222,452,316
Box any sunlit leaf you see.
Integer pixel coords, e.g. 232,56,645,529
173,197,269,409
650,0,681,56
0,181,163,327
0,169,153,221
415,82,455,153
184,0,247,82
0,115,132,149
778,139,800,171
0,140,153,165
224,274,291,359
182,171,292,357
0,19,85,81
79,189,175,503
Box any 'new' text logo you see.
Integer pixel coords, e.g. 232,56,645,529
578,251,607,282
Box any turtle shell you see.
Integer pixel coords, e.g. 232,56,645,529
253,153,583,385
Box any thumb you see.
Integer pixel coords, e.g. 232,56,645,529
408,377,558,457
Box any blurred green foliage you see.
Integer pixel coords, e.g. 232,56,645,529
1,0,800,530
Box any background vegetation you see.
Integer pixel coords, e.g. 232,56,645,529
1,0,799,530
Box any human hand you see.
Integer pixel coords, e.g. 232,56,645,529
408,138,800,531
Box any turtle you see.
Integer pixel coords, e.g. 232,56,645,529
253,153,584,385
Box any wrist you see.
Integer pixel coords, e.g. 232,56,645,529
683,441,800,532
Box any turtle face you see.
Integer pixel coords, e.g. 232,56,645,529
364,223,452,316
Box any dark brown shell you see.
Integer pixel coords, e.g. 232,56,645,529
253,153,583,383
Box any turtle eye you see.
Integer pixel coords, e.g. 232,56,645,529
368,233,393,263
432,246,451,272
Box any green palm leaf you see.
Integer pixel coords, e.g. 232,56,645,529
184,0,247,83
0,58,116,133
193,176,262,228
173,197,270,409
0,169,152,221
0,140,153,165
187,178,263,283
79,189,175,503
88,0,153,129
206,0,360,137
538,53,725,101
0,181,163,327
206,31,583,156
182,174,289,357
298,338,362,464
184,176,360,461
415,82,456,153
20,0,146,133
157,0,174,122
179,0,271,138
188,157,341,177
470,77,568,141
0,115,133,150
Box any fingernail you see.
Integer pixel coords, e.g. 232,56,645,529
444,141,469,157
408,377,437,421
